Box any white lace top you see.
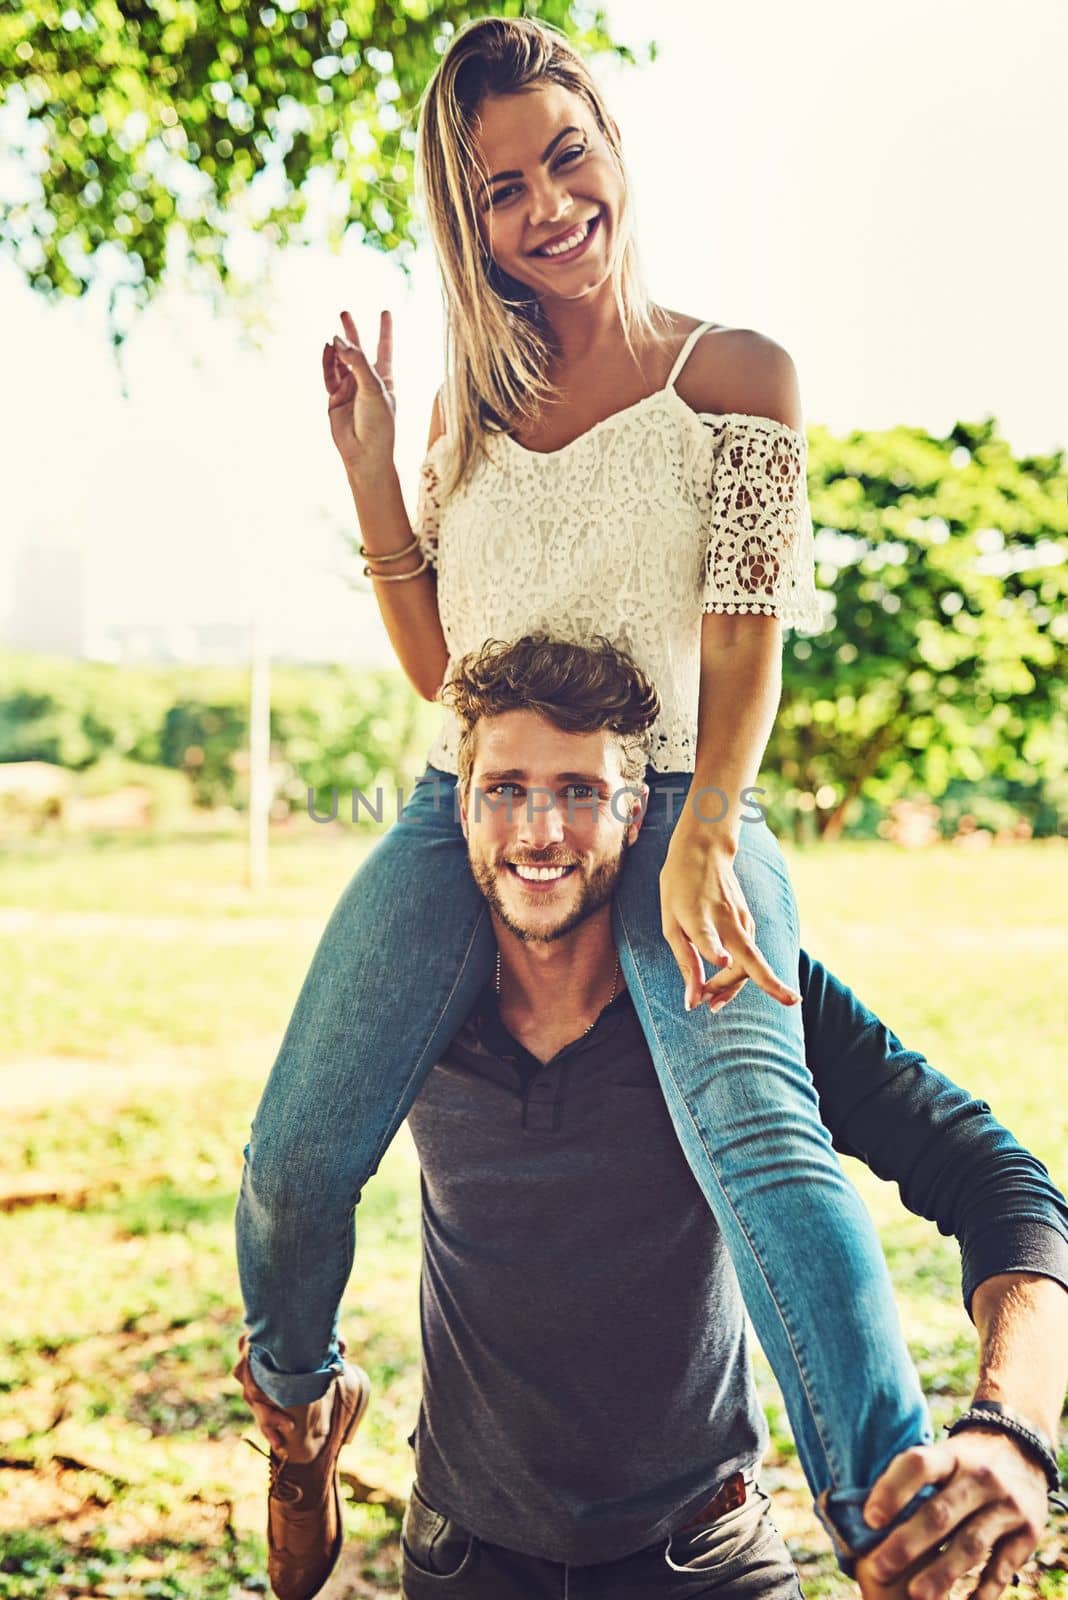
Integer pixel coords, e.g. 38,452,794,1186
410,322,823,775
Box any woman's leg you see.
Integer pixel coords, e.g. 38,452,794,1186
235,767,493,1407
611,772,932,1570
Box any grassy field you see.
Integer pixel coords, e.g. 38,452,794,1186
1,827,1065,1599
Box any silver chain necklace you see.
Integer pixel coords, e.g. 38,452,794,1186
495,948,620,1038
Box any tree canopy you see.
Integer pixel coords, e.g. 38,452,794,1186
771,417,1068,838
0,1,646,345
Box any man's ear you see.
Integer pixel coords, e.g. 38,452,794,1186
458,787,469,841
626,781,649,844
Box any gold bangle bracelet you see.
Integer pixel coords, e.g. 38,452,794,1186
357,535,419,563
362,555,430,582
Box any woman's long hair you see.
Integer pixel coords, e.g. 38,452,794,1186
415,14,672,497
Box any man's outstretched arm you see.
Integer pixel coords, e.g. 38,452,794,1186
799,950,1068,1599
798,948,1068,1302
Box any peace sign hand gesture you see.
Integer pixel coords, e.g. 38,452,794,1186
322,309,397,487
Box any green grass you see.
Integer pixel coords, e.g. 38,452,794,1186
1,828,1065,1597
0,826,376,919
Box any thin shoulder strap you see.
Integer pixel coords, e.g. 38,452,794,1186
665,321,716,390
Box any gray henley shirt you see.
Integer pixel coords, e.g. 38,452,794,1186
404,963,1068,1567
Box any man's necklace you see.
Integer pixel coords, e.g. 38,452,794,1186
494,949,620,1038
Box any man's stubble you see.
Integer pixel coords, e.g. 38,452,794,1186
469,833,631,945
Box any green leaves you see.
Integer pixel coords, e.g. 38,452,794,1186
0,0,646,345
772,418,1068,838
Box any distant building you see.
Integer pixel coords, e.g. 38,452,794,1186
86,621,252,665
1,561,397,669
5,543,87,656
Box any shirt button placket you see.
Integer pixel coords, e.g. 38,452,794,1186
523,1072,560,1133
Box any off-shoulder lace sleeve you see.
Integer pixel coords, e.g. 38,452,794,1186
698,414,823,630
411,440,445,570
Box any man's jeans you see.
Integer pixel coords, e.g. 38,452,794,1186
400,1478,801,1599
235,764,931,1569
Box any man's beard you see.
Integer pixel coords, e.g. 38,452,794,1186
469,834,630,945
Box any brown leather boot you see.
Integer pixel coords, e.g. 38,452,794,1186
234,1332,371,1600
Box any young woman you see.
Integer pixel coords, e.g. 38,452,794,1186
236,14,934,1589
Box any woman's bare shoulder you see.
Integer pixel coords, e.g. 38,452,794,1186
674,322,803,432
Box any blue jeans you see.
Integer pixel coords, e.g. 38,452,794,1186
235,765,931,1570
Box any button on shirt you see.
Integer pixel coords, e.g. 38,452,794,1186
405,979,767,1567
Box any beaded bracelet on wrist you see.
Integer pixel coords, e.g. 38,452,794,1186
946,1402,1062,1494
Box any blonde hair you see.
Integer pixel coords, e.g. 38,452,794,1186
415,14,672,497
440,633,661,799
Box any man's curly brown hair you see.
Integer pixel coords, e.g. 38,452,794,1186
440,633,662,798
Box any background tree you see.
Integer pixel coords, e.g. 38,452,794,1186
771,417,1068,840
0,1,647,350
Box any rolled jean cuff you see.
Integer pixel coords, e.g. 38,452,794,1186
248,1342,345,1409
815,1484,937,1577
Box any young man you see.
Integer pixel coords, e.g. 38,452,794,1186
234,637,1067,1600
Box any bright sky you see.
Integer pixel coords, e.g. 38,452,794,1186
1,0,1064,665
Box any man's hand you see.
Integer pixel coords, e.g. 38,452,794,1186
860,1431,1050,1600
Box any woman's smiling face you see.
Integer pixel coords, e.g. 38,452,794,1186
470,81,624,304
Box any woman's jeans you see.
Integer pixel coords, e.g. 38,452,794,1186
235,764,932,1570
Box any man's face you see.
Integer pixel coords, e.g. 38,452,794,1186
459,710,648,945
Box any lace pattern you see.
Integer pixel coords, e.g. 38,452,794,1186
412,452,442,569
407,386,822,775
694,414,822,626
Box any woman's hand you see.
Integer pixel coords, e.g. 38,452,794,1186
322,309,397,484
659,822,801,1013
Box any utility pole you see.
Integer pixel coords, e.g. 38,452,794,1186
247,604,271,891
